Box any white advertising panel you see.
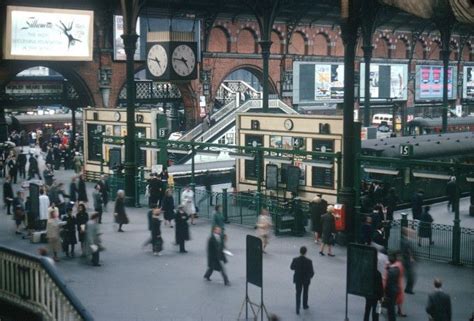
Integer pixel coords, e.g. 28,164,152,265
113,15,141,61
360,63,408,100
3,6,93,61
463,66,474,100
293,61,344,104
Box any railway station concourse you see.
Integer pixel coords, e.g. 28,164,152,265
0,1,473,320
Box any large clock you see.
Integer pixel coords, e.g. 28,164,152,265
171,44,196,78
147,44,168,77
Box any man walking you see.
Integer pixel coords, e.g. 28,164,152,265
203,226,230,286
290,246,314,315
426,278,451,321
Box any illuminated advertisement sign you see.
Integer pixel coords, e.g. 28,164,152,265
463,66,474,100
3,6,93,61
113,15,141,61
415,65,457,100
293,61,344,103
360,63,408,100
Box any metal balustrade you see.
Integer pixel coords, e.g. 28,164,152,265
0,246,93,321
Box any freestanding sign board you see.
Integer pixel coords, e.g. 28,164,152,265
246,235,262,287
347,243,378,296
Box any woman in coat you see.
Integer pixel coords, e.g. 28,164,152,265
161,189,175,227
310,195,326,244
69,176,78,203
85,213,102,266
114,190,129,232
77,174,88,204
181,186,196,224
46,208,62,262
62,207,77,257
256,208,272,253
76,203,89,256
418,206,434,246
319,205,336,257
175,205,190,253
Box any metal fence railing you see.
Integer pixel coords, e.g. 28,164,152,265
387,218,474,268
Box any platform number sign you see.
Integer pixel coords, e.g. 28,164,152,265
399,144,413,157
158,128,168,138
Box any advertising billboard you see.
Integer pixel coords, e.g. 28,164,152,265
463,66,474,100
293,61,344,104
113,15,142,61
415,65,457,101
3,6,93,61
360,63,408,100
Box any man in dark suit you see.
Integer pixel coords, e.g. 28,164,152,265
426,278,451,321
290,246,314,315
203,226,229,286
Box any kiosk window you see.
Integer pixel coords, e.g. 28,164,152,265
311,139,334,189
244,135,263,181
87,124,104,161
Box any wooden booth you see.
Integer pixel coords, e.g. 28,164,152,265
83,108,163,178
235,113,343,204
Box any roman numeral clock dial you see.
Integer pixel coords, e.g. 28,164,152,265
171,44,196,77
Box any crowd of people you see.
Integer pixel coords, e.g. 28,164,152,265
1,134,455,320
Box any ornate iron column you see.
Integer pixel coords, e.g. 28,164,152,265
339,0,360,239
120,0,142,206
259,40,272,113
360,0,378,127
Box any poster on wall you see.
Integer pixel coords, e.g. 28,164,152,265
314,64,345,100
415,65,457,101
463,66,474,100
4,6,93,61
360,63,408,100
113,15,142,61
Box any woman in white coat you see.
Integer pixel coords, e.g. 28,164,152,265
181,186,196,225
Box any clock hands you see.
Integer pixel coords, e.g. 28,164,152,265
173,57,190,70
148,57,162,68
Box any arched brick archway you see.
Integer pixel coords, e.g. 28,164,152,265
237,28,259,54
0,61,95,107
289,31,307,55
271,30,284,54
208,26,231,52
210,63,278,101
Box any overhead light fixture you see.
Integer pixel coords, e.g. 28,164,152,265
302,160,334,169
264,156,292,164
168,149,189,154
363,167,399,176
465,177,474,183
412,171,451,180
229,152,254,161
196,150,220,157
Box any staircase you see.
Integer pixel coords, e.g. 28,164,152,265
0,246,93,321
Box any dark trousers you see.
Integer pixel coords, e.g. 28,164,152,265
204,264,229,284
386,298,396,321
405,264,415,292
178,240,186,252
19,166,26,179
91,251,100,266
96,208,103,224
63,243,75,256
5,200,12,215
364,298,379,321
295,282,309,313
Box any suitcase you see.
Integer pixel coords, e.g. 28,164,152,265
31,231,47,244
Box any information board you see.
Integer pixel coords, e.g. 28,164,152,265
347,244,377,297
311,140,334,189
286,166,301,193
265,164,278,190
244,135,263,180
360,63,408,100
246,235,263,287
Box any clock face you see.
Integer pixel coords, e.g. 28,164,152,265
114,112,121,121
147,44,168,77
171,44,196,77
284,119,294,130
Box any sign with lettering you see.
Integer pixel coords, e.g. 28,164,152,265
4,6,94,61
399,144,413,157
